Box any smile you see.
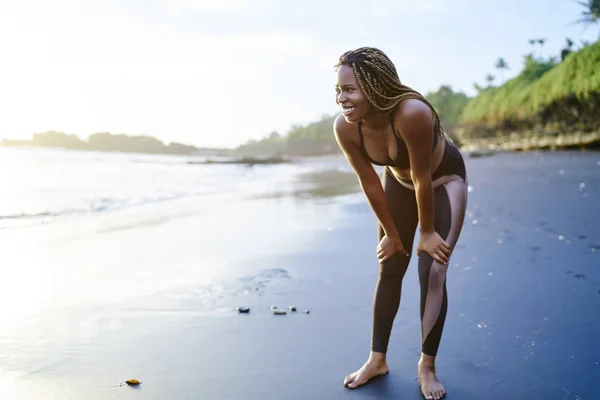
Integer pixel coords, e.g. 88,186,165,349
342,106,355,116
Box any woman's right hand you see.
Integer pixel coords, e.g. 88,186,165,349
377,235,410,263
417,231,451,264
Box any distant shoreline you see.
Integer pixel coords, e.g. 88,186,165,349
3,131,599,161
460,131,600,153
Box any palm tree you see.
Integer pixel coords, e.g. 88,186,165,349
528,38,546,58
574,0,600,37
495,58,508,70
495,58,510,83
485,74,495,87
561,38,575,61
537,38,547,59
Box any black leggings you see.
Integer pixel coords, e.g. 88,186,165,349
371,143,467,357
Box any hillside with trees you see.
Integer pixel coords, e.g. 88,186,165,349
1,131,216,156
457,1,600,150
458,39,600,149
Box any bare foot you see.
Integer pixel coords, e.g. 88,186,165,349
418,356,445,399
343,352,389,389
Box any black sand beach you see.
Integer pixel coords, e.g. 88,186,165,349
1,150,599,399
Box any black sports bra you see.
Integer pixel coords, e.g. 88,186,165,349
357,113,438,169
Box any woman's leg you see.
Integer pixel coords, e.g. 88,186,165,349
418,179,468,400
371,177,420,353
344,169,419,389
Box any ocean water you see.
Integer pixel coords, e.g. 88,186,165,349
0,147,355,229
0,147,361,322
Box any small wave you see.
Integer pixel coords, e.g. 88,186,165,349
0,211,60,220
0,190,213,230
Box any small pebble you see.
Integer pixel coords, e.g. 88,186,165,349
558,235,564,241
468,185,474,193
304,310,310,314
270,305,277,310
272,309,287,315
237,307,250,314
472,220,478,226
559,169,565,175
289,306,297,312
579,182,586,191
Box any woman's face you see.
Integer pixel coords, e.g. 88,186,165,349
335,65,373,123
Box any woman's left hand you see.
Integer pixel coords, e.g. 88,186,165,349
377,235,410,263
417,231,451,264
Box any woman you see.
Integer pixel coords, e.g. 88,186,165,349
333,47,467,400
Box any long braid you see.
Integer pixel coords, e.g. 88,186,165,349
336,47,452,142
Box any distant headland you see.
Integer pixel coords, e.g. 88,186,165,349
1,131,224,156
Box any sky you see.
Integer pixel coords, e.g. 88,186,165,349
0,0,597,149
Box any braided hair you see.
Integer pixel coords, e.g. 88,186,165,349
335,47,450,141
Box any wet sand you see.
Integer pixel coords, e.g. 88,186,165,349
1,151,599,399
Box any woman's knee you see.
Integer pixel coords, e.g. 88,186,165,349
379,252,410,280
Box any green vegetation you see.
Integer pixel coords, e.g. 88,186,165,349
229,115,338,157
424,85,470,143
286,115,338,156
459,39,600,141
457,3,600,147
574,0,600,38
232,86,471,156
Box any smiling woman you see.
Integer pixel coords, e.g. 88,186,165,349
333,47,468,400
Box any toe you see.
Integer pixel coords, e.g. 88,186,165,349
343,373,355,387
348,375,367,389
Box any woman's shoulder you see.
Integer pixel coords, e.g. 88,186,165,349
394,99,434,131
333,113,358,142
395,98,432,120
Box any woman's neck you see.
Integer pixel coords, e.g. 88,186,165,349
361,109,391,131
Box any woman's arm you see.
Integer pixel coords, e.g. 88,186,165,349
397,100,450,263
333,115,400,241
397,101,435,233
